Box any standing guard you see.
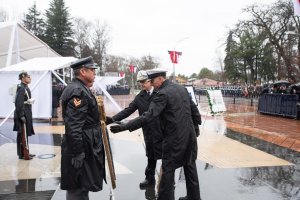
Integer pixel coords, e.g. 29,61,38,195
13,72,35,160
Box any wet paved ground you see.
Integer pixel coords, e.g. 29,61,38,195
0,95,300,200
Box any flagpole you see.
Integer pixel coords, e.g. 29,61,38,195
172,37,190,82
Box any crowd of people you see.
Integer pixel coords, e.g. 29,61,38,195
195,81,300,98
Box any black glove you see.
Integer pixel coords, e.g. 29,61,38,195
71,152,85,168
110,123,127,133
20,116,26,123
195,125,200,137
106,116,114,125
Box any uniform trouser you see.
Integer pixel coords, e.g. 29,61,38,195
66,189,89,200
157,160,200,200
145,158,157,180
52,107,58,117
17,131,28,157
183,161,201,200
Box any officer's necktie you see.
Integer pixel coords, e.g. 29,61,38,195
147,91,151,96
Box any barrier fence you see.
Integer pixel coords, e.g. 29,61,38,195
258,94,300,119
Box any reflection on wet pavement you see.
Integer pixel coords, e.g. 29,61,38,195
1,95,300,199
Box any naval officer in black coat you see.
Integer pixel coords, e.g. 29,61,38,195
110,69,202,200
60,56,106,200
106,70,163,188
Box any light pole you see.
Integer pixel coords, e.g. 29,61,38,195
172,37,189,82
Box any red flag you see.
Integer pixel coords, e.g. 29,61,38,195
119,71,125,77
168,51,182,64
129,64,134,73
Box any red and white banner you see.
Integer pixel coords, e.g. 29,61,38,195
168,51,182,64
293,0,300,16
129,64,134,73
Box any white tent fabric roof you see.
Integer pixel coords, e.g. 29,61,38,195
0,57,77,72
0,22,60,68
95,76,123,86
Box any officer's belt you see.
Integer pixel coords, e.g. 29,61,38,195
83,122,100,130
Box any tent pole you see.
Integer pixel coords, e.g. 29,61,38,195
63,67,65,82
0,110,14,127
51,70,67,86
15,23,20,63
0,71,49,128
6,22,17,67
94,81,122,112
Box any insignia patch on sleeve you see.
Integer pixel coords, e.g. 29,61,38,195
73,98,82,107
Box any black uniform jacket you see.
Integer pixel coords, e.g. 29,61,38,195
52,85,61,108
125,80,201,170
112,89,163,160
13,83,35,136
60,78,106,191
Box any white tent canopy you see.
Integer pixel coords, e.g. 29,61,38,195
95,76,123,86
0,57,76,72
0,57,77,120
0,57,124,123
0,22,60,68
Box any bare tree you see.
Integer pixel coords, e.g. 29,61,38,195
73,17,92,58
104,55,126,72
0,7,8,22
91,20,111,75
138,55,160,70
244,1,295,79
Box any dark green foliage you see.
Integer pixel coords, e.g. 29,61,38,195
198,68,214,79
22,2,45,40
44,0,75,56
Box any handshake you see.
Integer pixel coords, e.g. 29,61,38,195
105,116,127,133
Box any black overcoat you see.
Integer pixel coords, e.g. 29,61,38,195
112,89,163,160
126,80,201,170
52,85,61,108
13,83,35,136
60,78,106,191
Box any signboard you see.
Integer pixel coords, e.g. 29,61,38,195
206,90,226,114
185,85,198,105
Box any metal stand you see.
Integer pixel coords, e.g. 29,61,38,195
233,93,236,104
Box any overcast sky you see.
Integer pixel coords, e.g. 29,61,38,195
0,0,276,76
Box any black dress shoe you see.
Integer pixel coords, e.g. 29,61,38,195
18,155,33,160
139,179,155,188
29,154,36,157
178,197,188,200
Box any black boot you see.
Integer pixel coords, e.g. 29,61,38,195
179,196,202,200
139,178,155,189
178,197,188,200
